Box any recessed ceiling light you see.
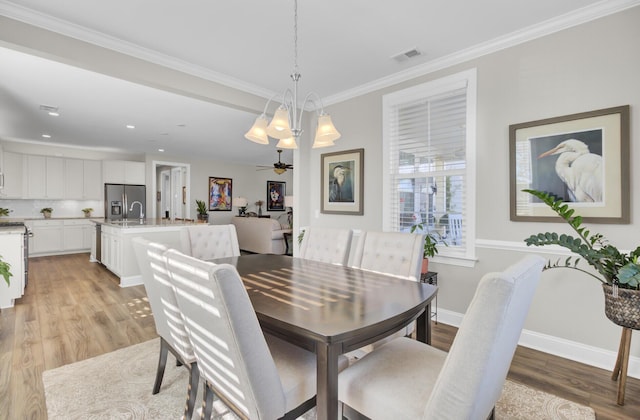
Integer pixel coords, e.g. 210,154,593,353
158,148,165,152
39,104,59,115
126,124,136,129
42,134,51,138
48,111,59,117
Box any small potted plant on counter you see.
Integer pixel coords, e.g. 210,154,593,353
40,208,53,219
0,208,11,217
82,208,93,218
195,199,208,222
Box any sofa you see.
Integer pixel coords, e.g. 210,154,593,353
231,216,291,254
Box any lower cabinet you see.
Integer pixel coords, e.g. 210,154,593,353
101,225,122,275
0,229,25,309
27,219,95,256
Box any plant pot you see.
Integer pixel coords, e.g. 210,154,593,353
603,284,640,329
84,213,92,218
43,212,51,219
197,214,208,222
421,258,429,274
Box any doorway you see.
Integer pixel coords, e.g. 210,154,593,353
152,160,191,220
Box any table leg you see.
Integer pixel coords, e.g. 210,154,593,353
316,343,340,420
416,303,431,345
612,327,632,406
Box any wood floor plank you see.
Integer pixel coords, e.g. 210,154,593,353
1,253,639,419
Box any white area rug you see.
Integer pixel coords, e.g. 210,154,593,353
43,338,595,419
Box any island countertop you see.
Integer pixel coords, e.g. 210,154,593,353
94,218,201,229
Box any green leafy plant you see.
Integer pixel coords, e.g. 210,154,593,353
195,200,208,215
40,207,53,214
82,208,93,216
410,223,447,258
523,189,640,289
0,255,11,286
0,208,11,217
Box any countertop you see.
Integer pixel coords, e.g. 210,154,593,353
95,218,202,229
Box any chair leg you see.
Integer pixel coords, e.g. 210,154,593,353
153,337,170,394
202,382,214,420
487,406,496,420
612,327,632,406
184,362,199,420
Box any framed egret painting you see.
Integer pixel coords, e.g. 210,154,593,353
509,105,629,223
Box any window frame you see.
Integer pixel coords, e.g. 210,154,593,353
382,69,477,267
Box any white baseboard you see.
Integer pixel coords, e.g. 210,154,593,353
436,309,640,379
120,274,143,288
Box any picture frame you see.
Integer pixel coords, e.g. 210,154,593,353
267,181,286,211
321,148,364,215
509,105,630,223
209,177,232,211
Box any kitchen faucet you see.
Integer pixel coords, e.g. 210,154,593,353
129,201,144,221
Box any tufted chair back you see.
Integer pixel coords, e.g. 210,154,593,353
351,231,425,281
180,224,241,261
299,227,353,266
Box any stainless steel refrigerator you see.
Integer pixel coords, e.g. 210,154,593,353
104,183,146,220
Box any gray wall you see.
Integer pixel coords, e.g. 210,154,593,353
301,7,640,374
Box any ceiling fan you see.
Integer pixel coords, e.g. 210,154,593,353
257,149,293,174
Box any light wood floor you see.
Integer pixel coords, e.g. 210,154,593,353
1,253,639,419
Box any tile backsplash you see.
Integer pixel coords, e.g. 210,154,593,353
0,200,104,218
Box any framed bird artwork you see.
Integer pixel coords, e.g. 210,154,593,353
509,105,630,224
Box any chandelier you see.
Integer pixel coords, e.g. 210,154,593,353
244,0,340,149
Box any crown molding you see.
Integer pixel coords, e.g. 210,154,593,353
322,0,640,106
0,1,276,99
2,0,638,105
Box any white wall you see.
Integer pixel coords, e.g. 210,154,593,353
304,7,640,374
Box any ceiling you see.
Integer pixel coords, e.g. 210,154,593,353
0,0,633,166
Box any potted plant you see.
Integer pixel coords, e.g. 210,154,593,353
0,255,11,286
0,208,11,217
195,200,208,222
40,207,53,219
523,189,640,328
410,223,446,273
82,208,93,218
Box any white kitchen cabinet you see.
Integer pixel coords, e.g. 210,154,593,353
103,160,145,185
26,155,65,199
26,155,46,198
0,227,25,309
46,156,65,198
65,158,102,200
64,158,84,199
31,220,64,255
101,225,122,275
83,159,102,199
62,219,92,251
0,151,25,198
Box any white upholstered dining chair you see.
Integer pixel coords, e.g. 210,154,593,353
131,237,199,420
298,227,353,265
351,230,425,282
163,248,321,420
338,255,546,420
179,224,240,260
349,230,426,354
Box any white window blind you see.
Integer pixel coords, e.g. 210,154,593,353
383,70,476,262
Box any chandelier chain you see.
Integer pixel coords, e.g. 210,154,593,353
292,0,299,78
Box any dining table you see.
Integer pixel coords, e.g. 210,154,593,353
210,254,438,420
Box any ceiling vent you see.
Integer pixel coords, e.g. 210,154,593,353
391,47,422,63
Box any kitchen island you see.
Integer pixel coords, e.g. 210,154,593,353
94,219,201,287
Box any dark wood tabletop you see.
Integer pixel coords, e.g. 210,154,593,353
210,254,438,420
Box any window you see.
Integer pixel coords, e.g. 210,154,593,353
382,69,477,265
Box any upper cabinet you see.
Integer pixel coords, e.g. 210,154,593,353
65,158,102,200
103,160,145,185
0,151,26,198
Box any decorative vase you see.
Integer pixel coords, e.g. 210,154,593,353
603,284,640,329
258,205,262,217
84,212,91,218
421,258,429,274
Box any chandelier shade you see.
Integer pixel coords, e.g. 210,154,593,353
244,0,340,150
244,114,270,144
